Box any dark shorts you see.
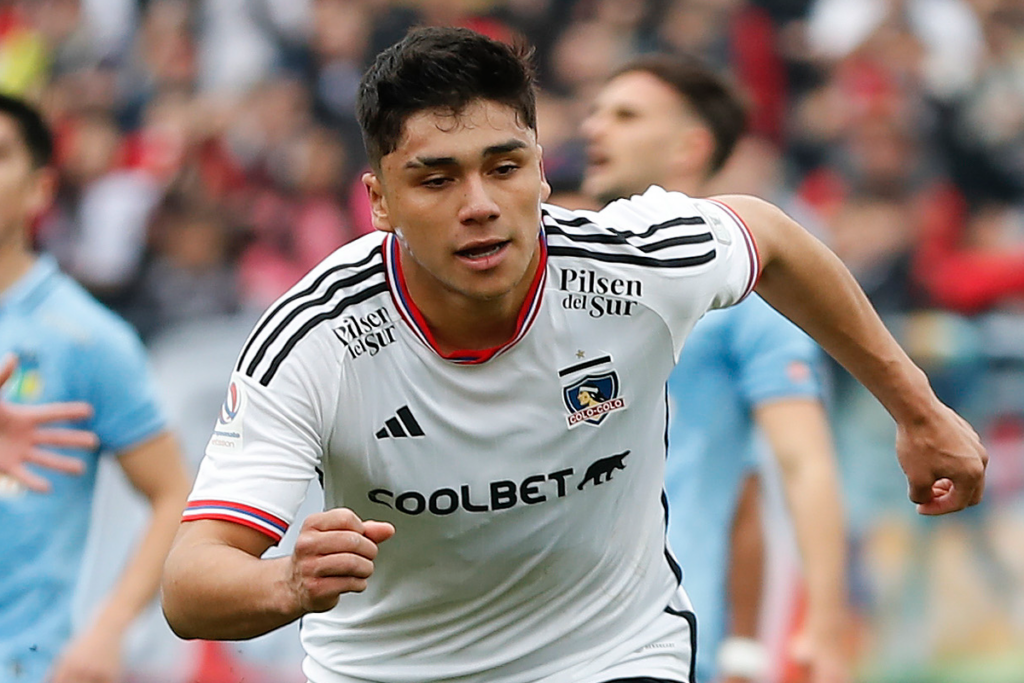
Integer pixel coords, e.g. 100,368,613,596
603,679,685,683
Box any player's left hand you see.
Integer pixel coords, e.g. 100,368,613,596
49,627,122,683
0,354,95,493
895,400,987,515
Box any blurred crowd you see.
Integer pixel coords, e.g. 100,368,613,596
8,0,1024,681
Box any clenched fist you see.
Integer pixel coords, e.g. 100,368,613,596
288,508,396,613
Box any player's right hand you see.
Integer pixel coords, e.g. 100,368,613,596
288,507,395,613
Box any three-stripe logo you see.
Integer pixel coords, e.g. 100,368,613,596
375,405,425,439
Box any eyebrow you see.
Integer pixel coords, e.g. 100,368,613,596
403,139,528,169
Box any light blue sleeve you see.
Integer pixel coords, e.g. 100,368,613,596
78,313,166,454
729,295,823,406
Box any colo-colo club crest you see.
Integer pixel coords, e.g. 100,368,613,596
563,371,627,428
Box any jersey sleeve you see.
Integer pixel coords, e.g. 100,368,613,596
582,187,760,358
79,316,166,454
729,295,823,406
184,335,334,544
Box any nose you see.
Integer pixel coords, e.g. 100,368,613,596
458,174,500,226
581,111,603,142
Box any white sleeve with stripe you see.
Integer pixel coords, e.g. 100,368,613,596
590,186,760,358
183,334,334,544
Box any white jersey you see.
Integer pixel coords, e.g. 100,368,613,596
186,187,759,683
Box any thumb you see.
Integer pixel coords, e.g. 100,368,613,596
907,477,935,505
364,520,396,544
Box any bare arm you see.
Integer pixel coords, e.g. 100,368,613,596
719,474,765,683
161,508,395,640
0,354,95,492
719,194,987,514
755,398,849,683
726,474,763,641
51,432,191,683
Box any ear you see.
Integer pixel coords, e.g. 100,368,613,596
26,167,57,220
538,145,552,203
362,171,394,233
673,126,715,179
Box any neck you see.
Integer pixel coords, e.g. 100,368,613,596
399,242,541,354
0,240,35,296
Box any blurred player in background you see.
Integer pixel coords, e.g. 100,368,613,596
162,28,984,683
0,353,97,492
0,93,191,683
582,56,849,683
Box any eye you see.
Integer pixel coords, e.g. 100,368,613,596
493,163,519,177
422,176,451,188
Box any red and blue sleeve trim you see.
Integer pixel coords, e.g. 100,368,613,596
182,499,288,543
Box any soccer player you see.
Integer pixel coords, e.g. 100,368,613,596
162,28,986,683
0,353,97,492
582,56,847,683
0,94,191,683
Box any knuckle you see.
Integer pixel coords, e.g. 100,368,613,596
335,507,362,528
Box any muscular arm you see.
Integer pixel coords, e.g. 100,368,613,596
755,398,848,682
51,432,191,683
720,194,986,514
162,508,395,640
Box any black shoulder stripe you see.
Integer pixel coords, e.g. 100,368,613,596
242,263,385,377
544,224,629,245
544,214,591,227
637,232,713,253
545,212,706,241
548,245,716,268
244,265,385,378
257,281,389,386
610,215,706,240
546,226,712,251
236,247,383,372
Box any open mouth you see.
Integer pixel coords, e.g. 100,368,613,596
456,240,510,261
586,149,610,169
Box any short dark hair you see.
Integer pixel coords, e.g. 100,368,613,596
357,26,537,169
0,92,53,168
614,55,747,175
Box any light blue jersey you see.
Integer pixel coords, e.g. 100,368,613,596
0,257,165,683
665,294,821,682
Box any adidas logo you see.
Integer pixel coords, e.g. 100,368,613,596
375,406,424,439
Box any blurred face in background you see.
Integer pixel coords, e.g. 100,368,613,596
0,115,52,253
581,70,707,203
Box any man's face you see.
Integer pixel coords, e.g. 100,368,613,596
0,115,49,251
581,70,697,204
365,99,550,305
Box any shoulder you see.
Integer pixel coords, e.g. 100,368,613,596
233,232,390,387
542,186,719,272
38,271,142,352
